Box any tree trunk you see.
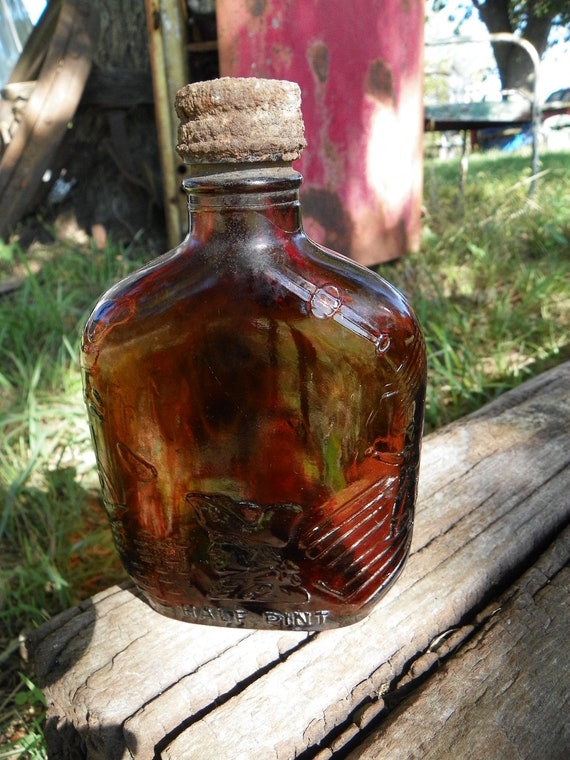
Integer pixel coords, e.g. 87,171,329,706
473,0,554,94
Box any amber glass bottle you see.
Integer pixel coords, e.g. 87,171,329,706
81,78,426,630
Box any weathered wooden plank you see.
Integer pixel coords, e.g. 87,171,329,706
29,362,570,759
0,0,99,239
36,584,308,759
342,526,570,760
5,0,63,85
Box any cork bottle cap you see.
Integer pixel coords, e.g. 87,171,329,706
175,77,307,164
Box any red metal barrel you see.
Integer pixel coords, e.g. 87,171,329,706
217,0,424,265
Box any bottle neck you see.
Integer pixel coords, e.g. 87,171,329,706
182,162,303,235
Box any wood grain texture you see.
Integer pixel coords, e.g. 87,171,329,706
29,362,570,759
338,527,570,759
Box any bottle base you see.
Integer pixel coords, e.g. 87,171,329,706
142,594,373,631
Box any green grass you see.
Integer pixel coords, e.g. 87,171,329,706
1,149,569,757
378,151,570,430
0,241,143,757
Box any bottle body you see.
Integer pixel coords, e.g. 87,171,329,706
82,169,426,629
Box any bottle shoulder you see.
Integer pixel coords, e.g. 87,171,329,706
288,233,422,332
82,230,423,357
82,240,203,345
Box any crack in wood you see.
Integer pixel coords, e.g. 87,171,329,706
310,524,570,759
151,631,317,759
309,519,570,760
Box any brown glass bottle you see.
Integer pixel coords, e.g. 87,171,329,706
81,78,426,630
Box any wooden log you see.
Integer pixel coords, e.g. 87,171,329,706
29,362,570,759
339,526,570,759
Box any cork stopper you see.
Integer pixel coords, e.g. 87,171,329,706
175,77,306,164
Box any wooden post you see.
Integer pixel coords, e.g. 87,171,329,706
145,0,190,250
